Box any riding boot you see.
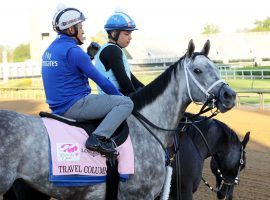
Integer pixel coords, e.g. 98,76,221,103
85,134,116,156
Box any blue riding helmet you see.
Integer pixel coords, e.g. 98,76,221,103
104,11,138,31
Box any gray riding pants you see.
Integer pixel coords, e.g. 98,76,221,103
63,94,133,138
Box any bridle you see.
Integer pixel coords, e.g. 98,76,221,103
182,55,226,107
132,56,232,200
132,55,227,152
191,123,245,193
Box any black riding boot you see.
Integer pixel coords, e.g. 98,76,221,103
85,134,116,156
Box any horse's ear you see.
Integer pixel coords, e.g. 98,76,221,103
242,131,250,149
201,40,210,56
186,39,195,58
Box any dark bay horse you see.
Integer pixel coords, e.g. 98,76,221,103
0,40,236,199
168,114,250,200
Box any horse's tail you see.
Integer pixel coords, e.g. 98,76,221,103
105,159,119,200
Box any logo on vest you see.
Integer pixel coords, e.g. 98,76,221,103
56,143,80,161
42,52,58,67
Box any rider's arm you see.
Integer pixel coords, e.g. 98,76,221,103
100,45,136,96
67,47,121,95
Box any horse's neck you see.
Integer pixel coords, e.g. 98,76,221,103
139,75,189,145
193,126,223,160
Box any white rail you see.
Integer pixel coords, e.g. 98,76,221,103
0,63,270,80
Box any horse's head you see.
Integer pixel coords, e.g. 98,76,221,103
181,39,236,113
210,132,250,200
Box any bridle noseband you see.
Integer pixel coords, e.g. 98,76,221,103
182,55,226,108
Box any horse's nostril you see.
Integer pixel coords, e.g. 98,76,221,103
223,92,231,100
223,91,236,100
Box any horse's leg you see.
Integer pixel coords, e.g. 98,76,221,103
12,179,50,200
0,156,18,195
2,179,51,200
180,190,193,200
3,187,17,200
0,144,18,195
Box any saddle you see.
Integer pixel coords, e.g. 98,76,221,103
39,111,129,147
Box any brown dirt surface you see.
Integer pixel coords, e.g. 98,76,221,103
0,100,269,200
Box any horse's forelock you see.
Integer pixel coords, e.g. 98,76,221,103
191,52,210,60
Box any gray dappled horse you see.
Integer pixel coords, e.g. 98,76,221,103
167,114,250,200
0,40,236,200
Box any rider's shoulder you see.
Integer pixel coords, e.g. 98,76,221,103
67,46,89,61
103,44,122,55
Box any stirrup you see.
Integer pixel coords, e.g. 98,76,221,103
85,135,117,157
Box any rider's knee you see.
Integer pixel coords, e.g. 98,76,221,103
123,96,134,111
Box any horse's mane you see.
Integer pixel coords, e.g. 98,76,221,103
183,113,239,144
213,119,240,144
130,52,208,111
131,59,180,110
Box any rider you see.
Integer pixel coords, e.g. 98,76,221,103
42,5,134,156
94,11,144,96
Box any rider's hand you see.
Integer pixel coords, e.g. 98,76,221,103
87,42,101,60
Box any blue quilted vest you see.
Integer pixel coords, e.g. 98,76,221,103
95,43,131,94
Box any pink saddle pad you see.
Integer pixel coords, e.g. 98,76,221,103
42,118,134,178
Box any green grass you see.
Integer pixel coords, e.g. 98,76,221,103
136,73,270,90
238,94,270,104
0,78,36,88
226,79,270,90
137,74,270,105
136,73,161,85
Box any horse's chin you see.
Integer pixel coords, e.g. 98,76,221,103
217,185,234,200
216,101,235,113
217,193,233,200
217,191,226,200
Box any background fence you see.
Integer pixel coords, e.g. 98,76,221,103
0,64,269,110
220,69,270,80
236,90,270,110
0,87,269,111
1,64,270,81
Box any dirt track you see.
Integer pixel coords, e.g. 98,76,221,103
0,100,269,200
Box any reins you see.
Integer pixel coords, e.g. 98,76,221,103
132,100,218,147
131,52,231,200
132,110,168,152
132,93,220,154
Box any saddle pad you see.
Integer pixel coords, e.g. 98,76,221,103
42,118,134,186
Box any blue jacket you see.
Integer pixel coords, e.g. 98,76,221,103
42,34,121,115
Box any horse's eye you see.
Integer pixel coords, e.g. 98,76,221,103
194,68,202,74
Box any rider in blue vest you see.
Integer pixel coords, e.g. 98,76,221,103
42,5,134,156
95,11,144,96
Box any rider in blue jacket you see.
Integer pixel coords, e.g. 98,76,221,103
42,5,134,156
